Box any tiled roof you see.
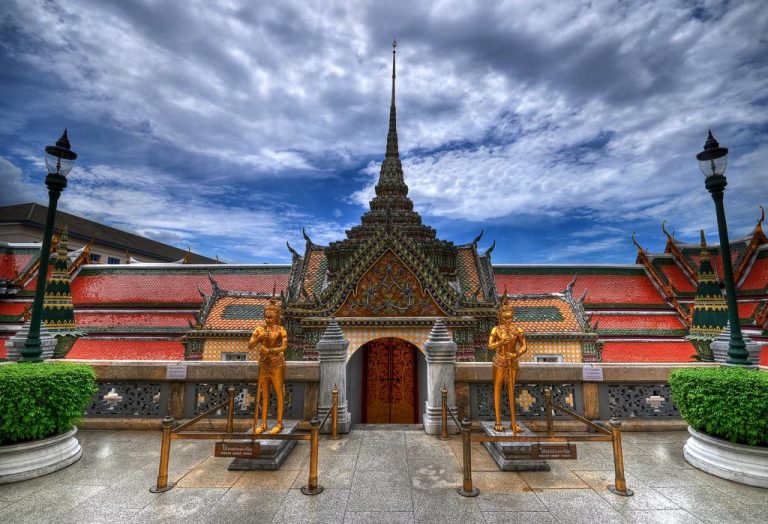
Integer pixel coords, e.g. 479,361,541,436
0,338,5,359
23,264,53,292
0,252,35,280
0,302,28,317
591,314,686,334
740,252,768,292
493,269,666,305
66,339,184,360
738,302,759,321
71,267,290,305
656,262,695,293
203,296,269,330
75,312,195,328
456,247,481,299
507,296,581,332
302,249,326,297
602,341,696,362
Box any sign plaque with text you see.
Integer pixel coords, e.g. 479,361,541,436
214,441,261,458
531,443,577,460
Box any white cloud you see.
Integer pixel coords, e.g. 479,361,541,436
1,0,767,260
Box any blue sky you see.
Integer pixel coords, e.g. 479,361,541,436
1,1,767,264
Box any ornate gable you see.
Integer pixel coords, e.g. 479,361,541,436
335,250,446,317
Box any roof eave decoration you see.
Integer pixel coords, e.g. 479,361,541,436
633,232,692,326
661,221,698,279
562,276,592,332
735,205,767,284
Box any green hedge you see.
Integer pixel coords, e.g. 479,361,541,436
669,367,768,447
0,363,97,445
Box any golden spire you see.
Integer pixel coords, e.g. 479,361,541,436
386,38,399,159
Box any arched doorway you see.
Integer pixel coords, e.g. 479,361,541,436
361,337,419,423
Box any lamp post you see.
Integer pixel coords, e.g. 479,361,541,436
696,130,752,367
20,130,77,363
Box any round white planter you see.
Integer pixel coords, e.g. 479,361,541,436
0,427,82,484
684,426,768,488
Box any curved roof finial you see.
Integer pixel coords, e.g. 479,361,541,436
758,205,765,228
484,239,496,257
661,220,674,241
631,232,644,252
471,230,483,247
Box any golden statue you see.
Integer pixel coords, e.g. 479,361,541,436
488,297,528,433
249,297,288,434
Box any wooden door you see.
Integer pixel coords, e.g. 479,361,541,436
363,338,417,423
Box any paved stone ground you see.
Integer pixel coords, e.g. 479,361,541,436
0,428,766,523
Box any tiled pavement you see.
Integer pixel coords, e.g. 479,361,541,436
0,428,766,523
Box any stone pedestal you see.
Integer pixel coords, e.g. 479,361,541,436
481,421,550,471
228,420,298,470
710,323,761,365
5,321,57,361
423,319,459,435
0,427,82,484
316,319,351,434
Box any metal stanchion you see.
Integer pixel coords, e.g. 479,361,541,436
301,416,324,495
150,416,175,493
439,385,450,441
330,384,341,440
225,386,236,434
607,418,634,496
544,388,554,436
457,418,479,497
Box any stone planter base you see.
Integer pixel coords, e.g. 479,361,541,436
0,427,82,484
684,426,768,488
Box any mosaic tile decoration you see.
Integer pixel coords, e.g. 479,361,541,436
204,296,269,330
202,338,256,361
517,340,582,363
343,326,440,357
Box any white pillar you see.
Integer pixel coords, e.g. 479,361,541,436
423,318,459,435
316,318,351,433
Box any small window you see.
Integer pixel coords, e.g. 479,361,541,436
222,352,247,361
107,257,121,264
534,355,563,363
90,253,101,263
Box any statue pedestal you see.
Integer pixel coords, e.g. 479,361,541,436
227,420,298,471
481,421,550,471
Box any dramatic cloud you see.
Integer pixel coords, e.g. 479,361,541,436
0,0,766,263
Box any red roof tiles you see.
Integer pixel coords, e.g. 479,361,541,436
591,314,685,331
0,253,34,280
602,341,697,362
740,255,768,291
494,274,666,305
72,273,289,305
0,338,5,359
658,264,695,293
738,302,759,321
66,339,184,360
0,302,28,317
75,312,195,327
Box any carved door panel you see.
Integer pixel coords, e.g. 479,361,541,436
363,338,417,423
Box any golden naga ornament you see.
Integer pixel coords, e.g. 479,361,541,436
249,297,288,435
488,296,528,434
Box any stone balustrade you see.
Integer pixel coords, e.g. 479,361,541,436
59,360,717,431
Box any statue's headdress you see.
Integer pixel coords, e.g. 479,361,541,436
498,291,514,323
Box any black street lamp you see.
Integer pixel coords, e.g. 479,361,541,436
20,130,77,363
696,130,752,367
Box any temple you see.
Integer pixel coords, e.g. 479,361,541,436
1,43,767,376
